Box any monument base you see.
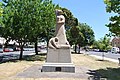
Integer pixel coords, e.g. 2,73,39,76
42,63,75,73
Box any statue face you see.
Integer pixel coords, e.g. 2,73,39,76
55,38,58,42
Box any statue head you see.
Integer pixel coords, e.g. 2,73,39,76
55,9,63,15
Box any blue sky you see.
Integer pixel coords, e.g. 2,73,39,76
53,0,113,40
0,0,113,40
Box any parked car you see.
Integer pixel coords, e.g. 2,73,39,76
111,47,119,53
3,48,14,52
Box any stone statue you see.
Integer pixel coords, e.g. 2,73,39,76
48,9,70,49
42,9,75,73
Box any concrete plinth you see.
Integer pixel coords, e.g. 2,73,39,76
42,48,75,73
42,63,75,72
46,49,71,63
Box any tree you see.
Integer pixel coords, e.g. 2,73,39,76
93,35,111,52
69,25,84,53
79,23,95,46
61,8,78,29
27,0,55,55
94,35,111,60
2,0,55,59
68,23,95,53
104,0,120,36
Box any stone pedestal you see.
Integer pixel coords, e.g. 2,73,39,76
42,49,75,72
42,63,75,72
46,49,71,63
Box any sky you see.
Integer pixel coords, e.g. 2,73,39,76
53,0,113,40
0,0,113,40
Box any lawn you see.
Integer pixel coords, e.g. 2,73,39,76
0,53,119,80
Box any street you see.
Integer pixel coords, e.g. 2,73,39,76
0,48,47,62
1,49,120,62
0,50,35,56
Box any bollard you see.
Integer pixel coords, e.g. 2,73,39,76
118,58,120,66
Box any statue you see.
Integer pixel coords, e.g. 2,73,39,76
42,9,75,73
48,10,70,49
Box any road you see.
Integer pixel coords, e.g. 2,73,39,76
0,51,35,62
1,49,120,62
0,48,47,62
88,51,120,60
0,51,35,56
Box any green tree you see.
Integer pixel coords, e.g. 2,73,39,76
27,0,55,55
68,23,95,53
104,0,120,36
2,0,55,59
94,36,111,51
79,23,95,46
69,25,84,53
95,35,111,60
61,8,78,29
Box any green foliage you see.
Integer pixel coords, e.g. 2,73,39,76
68,22,95,47
2,0,55,42
69,25,84,46
104,0,120,36
0,2,3,17
94,36,111,51
62,8,78,28
68,22,95,53
1,0,55,59
79,23,95,46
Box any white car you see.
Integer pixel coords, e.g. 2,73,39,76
111,47,119,53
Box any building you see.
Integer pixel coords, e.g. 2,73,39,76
111,37,120,47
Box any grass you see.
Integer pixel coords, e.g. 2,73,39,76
72,54,118,69
0,53,119,80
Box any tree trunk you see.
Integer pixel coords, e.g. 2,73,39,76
78,44,81,53
35,41,38,55
46,30,49,52
19,45,24,60
75,44,77,53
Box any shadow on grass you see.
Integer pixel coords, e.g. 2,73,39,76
96,59,110,62
23,55,46,61
0,53,46,64
71,52,84,54
87,67,120,80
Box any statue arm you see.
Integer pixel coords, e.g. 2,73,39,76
48,37,60,49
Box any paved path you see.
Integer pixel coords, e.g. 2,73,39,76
15,65,90,79
80,51,120,63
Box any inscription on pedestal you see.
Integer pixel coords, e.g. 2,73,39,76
56,67,61,71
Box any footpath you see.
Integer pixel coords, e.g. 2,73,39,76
80,50,119,63
89,54,119,63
